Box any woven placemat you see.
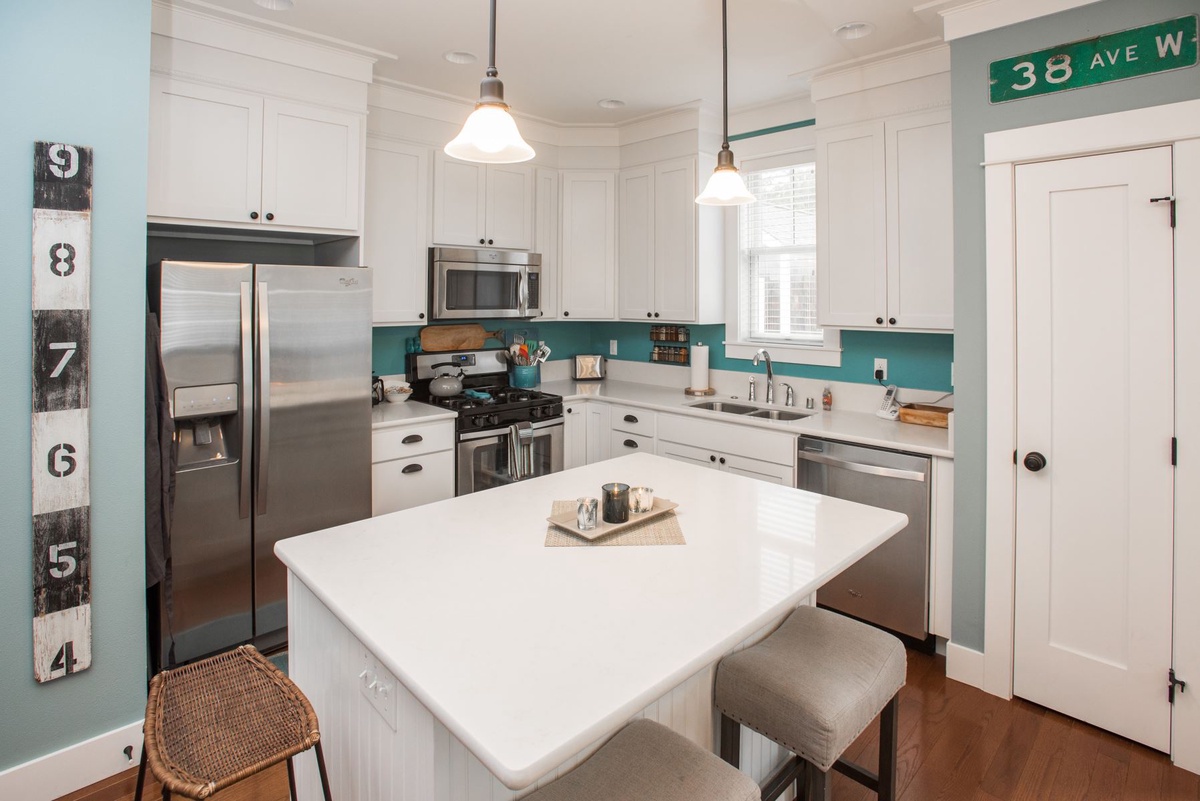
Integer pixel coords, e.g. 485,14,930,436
544,500,686,547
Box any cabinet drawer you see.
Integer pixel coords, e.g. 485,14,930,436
372,420,454,462
609,405,655,437
372,449,455,516
611,430,653,456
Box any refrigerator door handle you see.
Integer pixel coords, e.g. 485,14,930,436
239,281,253,519
256,281,271,515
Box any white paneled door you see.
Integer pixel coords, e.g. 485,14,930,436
1013,146,1175,752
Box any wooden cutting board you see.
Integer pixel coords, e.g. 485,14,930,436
420,324,505,352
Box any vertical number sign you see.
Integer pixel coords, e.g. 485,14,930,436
31,142,93,682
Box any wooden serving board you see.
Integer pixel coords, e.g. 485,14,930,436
420,324,504,352
898,403,950,428
547,498,678,542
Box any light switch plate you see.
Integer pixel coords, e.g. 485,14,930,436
609,339,618,356
358,649,397,730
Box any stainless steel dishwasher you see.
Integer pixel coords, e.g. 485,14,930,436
797,436,931,641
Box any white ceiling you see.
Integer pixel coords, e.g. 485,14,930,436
191,0,946,124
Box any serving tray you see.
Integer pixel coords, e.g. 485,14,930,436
547,498,678,542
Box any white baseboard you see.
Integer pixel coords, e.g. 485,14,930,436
945,642,986,690
0,720,143,801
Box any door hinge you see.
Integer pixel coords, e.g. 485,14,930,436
1172,437,1178,466
1150,195,1176,227
1170,669,1187,704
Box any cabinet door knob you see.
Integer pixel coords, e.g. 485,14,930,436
401,434,423,444
419,312,425,319
1023,452,1047,472
250,211,259,220
623,415,638,424
401,463,423,474
265,212,275,221
876,317,884,325
719,457,726,465
563,311,570,317
623,439,638,449
653,312,660,318
889,317,897,325
709,455,717,462
479,238,486,245
647,312,652,318
566,407,573,413
487,239,494,245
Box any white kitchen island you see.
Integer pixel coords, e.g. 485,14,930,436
276,452,907,800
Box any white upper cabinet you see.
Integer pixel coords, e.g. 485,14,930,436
816,109,953,331
559,171,617,320
432,155,533,250
148,76,362,232
618,157,721,323
365,138,430,325
534,167,560,319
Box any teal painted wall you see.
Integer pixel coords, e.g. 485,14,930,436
950,0,1200,651
0,0,151,770
376,323,952,391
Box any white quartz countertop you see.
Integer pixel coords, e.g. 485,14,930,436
540,378,953,458
275,452,908,789
371,398,456,429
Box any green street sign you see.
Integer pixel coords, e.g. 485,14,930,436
989,15,1198,104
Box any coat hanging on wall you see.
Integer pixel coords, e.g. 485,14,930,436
31,141,93,682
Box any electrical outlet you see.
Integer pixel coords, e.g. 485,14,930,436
358,650,397,730
874,358,888,382
609,339,618,356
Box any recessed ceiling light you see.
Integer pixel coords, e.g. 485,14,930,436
597,99,626,110
834,21,875,40
252,0,295,10
444,51,478,65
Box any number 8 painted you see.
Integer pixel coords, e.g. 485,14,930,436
1045,54,1073,84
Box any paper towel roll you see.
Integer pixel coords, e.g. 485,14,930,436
690,344,710,390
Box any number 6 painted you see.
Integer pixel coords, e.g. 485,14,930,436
47,443,77,478
49,542,77,578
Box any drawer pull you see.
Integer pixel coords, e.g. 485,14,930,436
623,439,638,449
402,434,424,444
401,463,423,474
623,414,638,424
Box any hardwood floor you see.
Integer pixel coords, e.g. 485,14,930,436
60,649,1198,801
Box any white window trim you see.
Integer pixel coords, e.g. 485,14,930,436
723,147,842,367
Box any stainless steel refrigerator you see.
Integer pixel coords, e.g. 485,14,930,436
149,260,372,669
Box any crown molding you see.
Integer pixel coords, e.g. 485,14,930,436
811,42,950,103
935,0,1104,42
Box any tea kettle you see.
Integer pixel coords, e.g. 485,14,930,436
372,375,385,405
429,363,465,397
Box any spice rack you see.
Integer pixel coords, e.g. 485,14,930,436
649,325,689,365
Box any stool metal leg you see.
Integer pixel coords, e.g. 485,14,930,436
804,764,831,801
315,740,334,801
287,756,298,801
134,745,148,801
878,693,899,801
719,714,741,767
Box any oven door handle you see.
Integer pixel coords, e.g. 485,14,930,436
458,418,563,442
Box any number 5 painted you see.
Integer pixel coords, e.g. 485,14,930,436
49,342,77,378
49,541,77,578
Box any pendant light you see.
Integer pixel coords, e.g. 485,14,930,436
695,0,754,205
445,0,535,164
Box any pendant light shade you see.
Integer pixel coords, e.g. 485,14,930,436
696,0,754,206
445,0,535,164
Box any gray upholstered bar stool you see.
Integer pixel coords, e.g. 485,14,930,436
715,605,906,801
523,719,760,801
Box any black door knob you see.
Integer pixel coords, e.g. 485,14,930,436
250,211,259,220
876,317,884,325
719,457,726,465
709,455,717,462
647,313,652,318
563,311,570,317
1023,452,1047,472
653,312,660,318
889,317,897,325
265,212,274,221
479,238,486,244
419,312,425,319
487,239,494,245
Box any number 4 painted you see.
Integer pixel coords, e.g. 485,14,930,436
51,641,78,675
49,341,76,378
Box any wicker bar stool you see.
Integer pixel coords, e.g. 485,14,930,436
134,644,333,801
715,605,906,801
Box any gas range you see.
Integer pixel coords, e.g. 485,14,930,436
407,349,563,434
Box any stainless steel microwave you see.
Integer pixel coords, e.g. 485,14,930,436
429,247,542,320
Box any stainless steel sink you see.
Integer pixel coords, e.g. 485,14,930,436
689,401,758,415
747,408,811,421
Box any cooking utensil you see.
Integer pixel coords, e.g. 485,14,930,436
429,363,465,397
532,344,551,365
420,325,504,352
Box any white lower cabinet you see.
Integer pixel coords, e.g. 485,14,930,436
656,414,795,485
609,404,656,459
564,403,588,470
585,403,612,464
371,420,455,516
928,456,954,639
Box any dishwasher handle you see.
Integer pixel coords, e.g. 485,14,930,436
798,449,927,482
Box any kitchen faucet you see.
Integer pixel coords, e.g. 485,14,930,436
752,349,774,404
